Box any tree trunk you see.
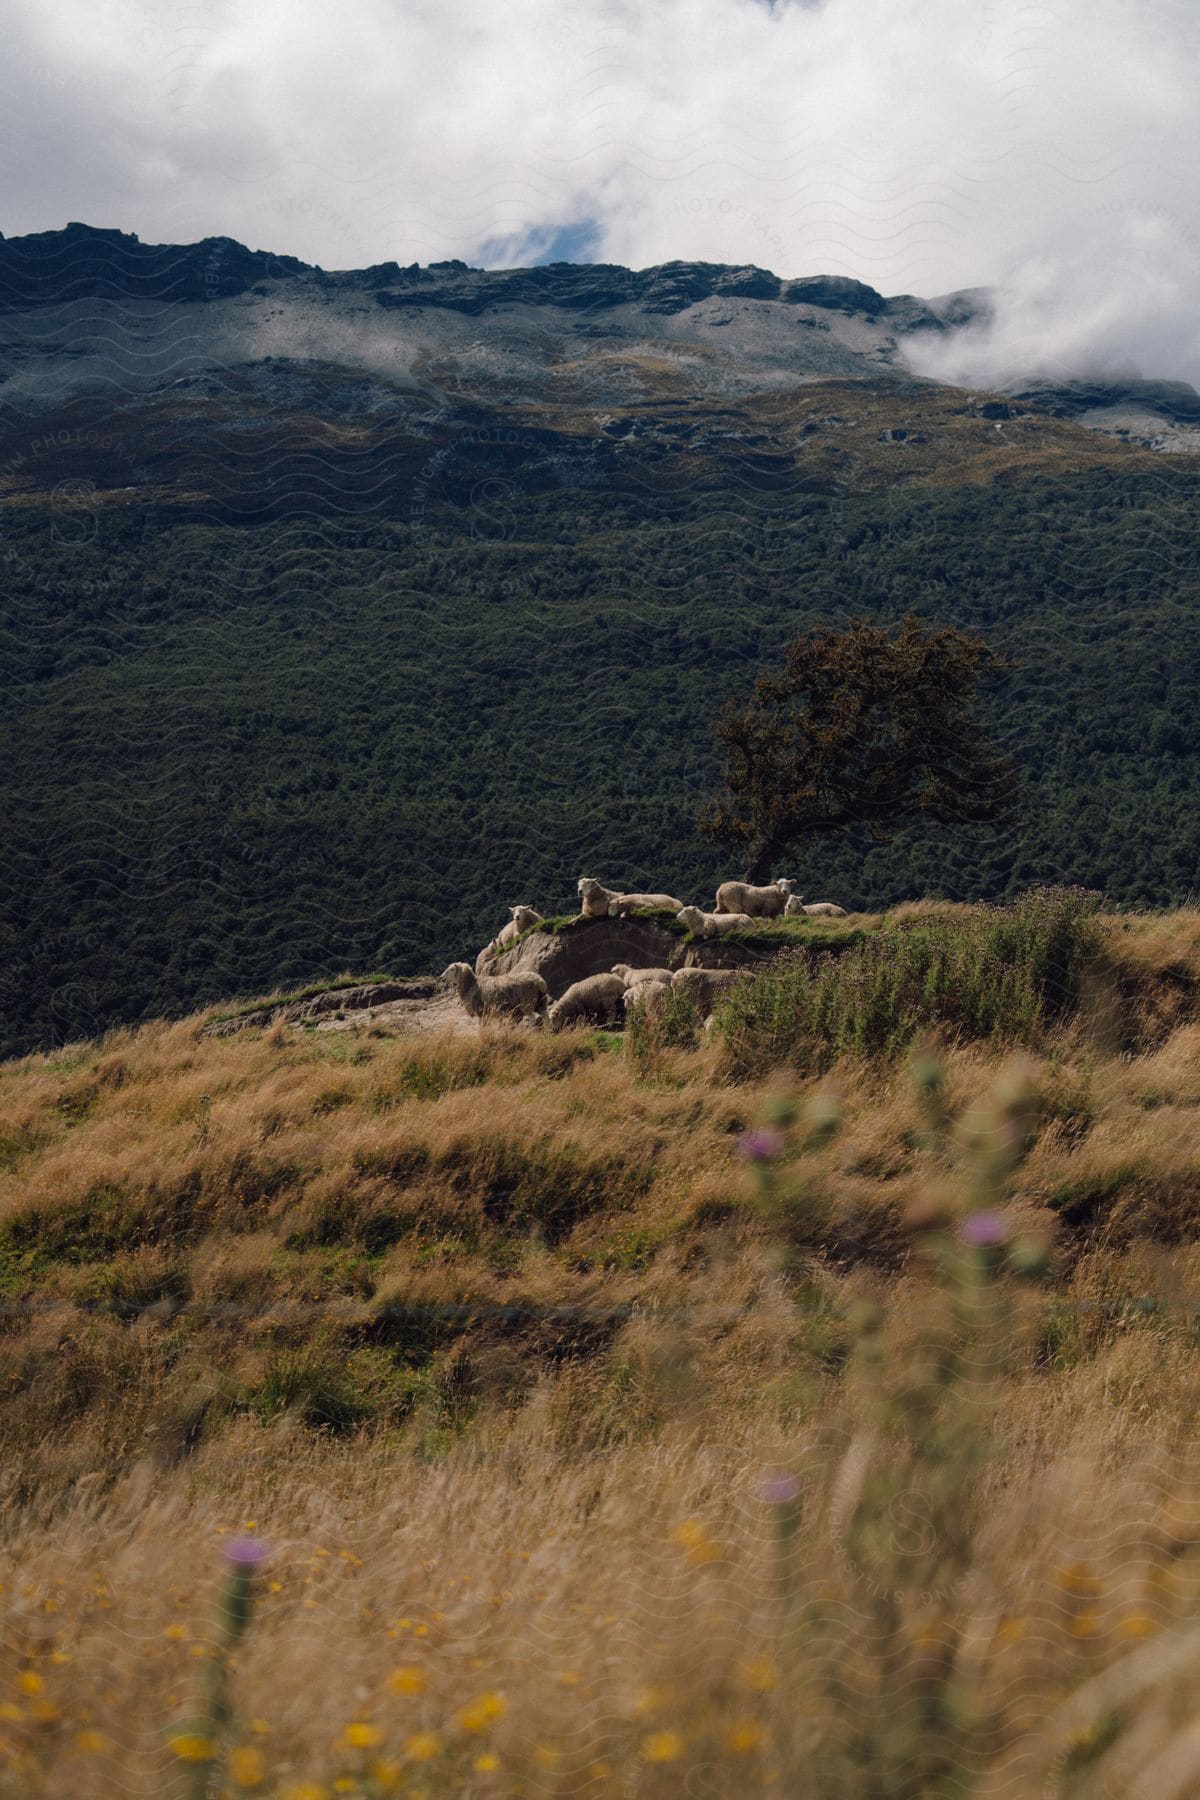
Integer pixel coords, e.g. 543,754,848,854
742,840,775,884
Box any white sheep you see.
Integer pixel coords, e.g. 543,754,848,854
609,891,686,916
621,978,672,1017
677,905,757,940
671,966,748,1019
475,904,544,972
578,879,686,918
443,962,549,1027
611,963,676,988
547,972,628,1031
577,877,620,918
714,877,796,917
784,896,848,919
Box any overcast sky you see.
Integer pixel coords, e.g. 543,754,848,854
3,0,1199,383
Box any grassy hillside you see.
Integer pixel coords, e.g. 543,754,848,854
3,453,1200,1057
3,897,1200,1792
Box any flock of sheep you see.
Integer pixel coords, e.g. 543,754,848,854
442,875,848,1032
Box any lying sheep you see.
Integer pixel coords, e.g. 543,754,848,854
714,877,796,917
443,962,549,1027
577,877,620,918
611,962,676,989
784,896,848,919
475,904,544,971
671,966,748,1020
609,891,686,916
677,905,757,940
547,972,628,1031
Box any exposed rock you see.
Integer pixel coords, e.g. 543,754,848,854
490,917,687,999
0,222,308,311
204,976,437,1035
1013,377,1200,425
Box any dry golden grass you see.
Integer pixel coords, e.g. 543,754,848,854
2,906,1200,1793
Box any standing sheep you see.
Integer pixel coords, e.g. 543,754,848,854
714,877,796,917
677,905,757,940
475,904,544,972
443,962,549,1027
622,978,672,1018
547,972,628,1031
611,963,676,989
671,967,748,1019
784,896,848,919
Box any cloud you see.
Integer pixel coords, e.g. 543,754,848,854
1,0,1199,383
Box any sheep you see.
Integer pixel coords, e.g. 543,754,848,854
578,879,686,918
621,978,672,1018
611,963,676,989
475,904,544,971
677,905,757,940
609,891,686,916
547,972,628,1031
442,962,549,1027
671,966,748,1020
577,877,620,918
784,896,848,919
714,877,796,916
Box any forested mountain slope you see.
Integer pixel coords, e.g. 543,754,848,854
1,226,1198,1055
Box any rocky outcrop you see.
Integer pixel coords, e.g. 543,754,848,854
490,917,687,999
205,977,437,1036
0,222,308,310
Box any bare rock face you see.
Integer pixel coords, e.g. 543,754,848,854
490,917,685,1000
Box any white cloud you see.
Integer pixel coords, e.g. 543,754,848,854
1,0,1199,382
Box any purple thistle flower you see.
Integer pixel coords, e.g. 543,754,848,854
224,1537,268,1569
738,1128,784,1163
760,1475,802,1505
958,1210,1008,1248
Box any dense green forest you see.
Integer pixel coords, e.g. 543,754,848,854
2,463,1198,1056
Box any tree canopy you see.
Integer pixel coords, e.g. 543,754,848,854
700,614,1020,882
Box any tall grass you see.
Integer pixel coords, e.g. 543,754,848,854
718,887,1106,1078
1,905,1200,1792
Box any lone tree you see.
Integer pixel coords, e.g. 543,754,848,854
700,614,1019,884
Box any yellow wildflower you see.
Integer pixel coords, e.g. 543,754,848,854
558,1670,582,1687
1055,1563,1103,1597
740,1655,778,1694
17,1673,43,1697
370,1759,403,1790
474,1752,501,1772
75,1731,114,1755
340,1721,383,1750
642,1730,684,1763
169,1734,215,1763
229,1745,267,1788
1069,1610,1101,1639
164,1624,189,1642
387,1665,426,1697
457,1691,508,1734
994,1617,1026,1645
671,1519,720,1567
632,1685,673,1718
726,1719,766,1754
405,1731,442,1761
280,1787,328,1800
1119,1613,1158,1639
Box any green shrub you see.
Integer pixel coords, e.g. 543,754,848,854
718,887,1104,1079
